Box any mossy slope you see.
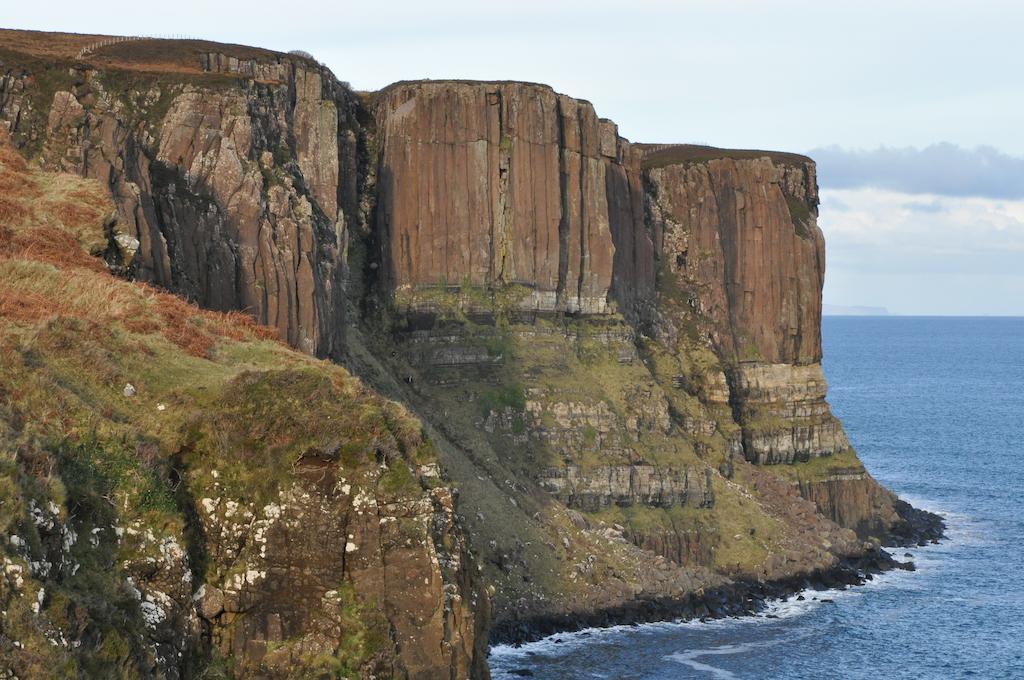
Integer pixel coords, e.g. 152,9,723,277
0,132,486,678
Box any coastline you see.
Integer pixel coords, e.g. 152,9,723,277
489,500,945,647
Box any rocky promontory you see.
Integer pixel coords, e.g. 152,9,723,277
0,29,942,678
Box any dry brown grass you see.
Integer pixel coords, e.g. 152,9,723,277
54,202,103,231
0,28,288,80
0,225,107,272
0,197,29,224
0,171,39,195
0,131,283,357
0,287,53,322
0,257,281,358
0,136,30,173
0,129,109,255
0,28,104,59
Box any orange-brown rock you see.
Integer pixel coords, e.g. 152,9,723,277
375,81,649,314
642,148,846,464
0,29,945,666
644,148,824,364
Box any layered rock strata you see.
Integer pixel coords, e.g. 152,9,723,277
0,31,943,669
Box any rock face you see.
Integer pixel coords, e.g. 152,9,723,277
796,469,902,540
359,83,932,634
644,153,824,364
644,151,849,466
0,29,943,670
375,81,650,314
2,49,358,356
185,372,487,679
727,363,851,464
538,463,715,511
0,131,487,678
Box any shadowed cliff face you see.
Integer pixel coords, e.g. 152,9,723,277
0,31,942,670
2,46,358,356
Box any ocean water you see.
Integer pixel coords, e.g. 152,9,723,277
489,317,1024,679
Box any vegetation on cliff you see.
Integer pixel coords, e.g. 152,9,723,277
0,28,943,675
0,131,485,678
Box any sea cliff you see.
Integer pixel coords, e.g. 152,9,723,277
0,29,941,678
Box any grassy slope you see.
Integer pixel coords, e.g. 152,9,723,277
0,132,439,677
369,285,857,628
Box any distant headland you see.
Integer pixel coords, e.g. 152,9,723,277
823,304,890,316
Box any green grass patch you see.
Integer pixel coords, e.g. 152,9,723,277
479,382,526,416
640,144,811,171
766,448,864,483
785,193,813,239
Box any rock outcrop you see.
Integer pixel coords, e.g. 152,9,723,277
185,372,487,679
643,150,847,463
538,463,715,511
2,45,358,356
374,81,651,314
0,29,943,673
358,82,936,634
0,137,488,678
644,150,824,364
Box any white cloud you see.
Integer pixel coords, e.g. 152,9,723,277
821,189,1024,253
811,145,1024,199
819,188,1024,314
7,1,1024,153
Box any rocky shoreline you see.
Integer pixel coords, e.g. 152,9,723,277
0,29,953,676
491,502,945,646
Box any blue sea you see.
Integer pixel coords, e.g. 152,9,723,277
489,317,1024,679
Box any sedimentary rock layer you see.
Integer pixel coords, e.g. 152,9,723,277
0,30,944,672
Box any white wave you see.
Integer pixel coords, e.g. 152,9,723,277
489,622,644,662
491,576,913,671
664,633,814,678
489,592,836,673
893,495,977,535
490,499,959,676
665,652,738,679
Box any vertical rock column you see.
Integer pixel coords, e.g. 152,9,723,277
374,81,648,314
6,56,357,357
644,153,848,464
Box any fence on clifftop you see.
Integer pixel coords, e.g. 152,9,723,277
76,34,202,60
638,143,690,159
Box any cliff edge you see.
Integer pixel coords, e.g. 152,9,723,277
0,29,942,676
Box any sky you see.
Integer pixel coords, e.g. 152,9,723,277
5,0,1023,314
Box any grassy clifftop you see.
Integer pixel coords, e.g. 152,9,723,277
638,143,812,170
0,28,295,74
